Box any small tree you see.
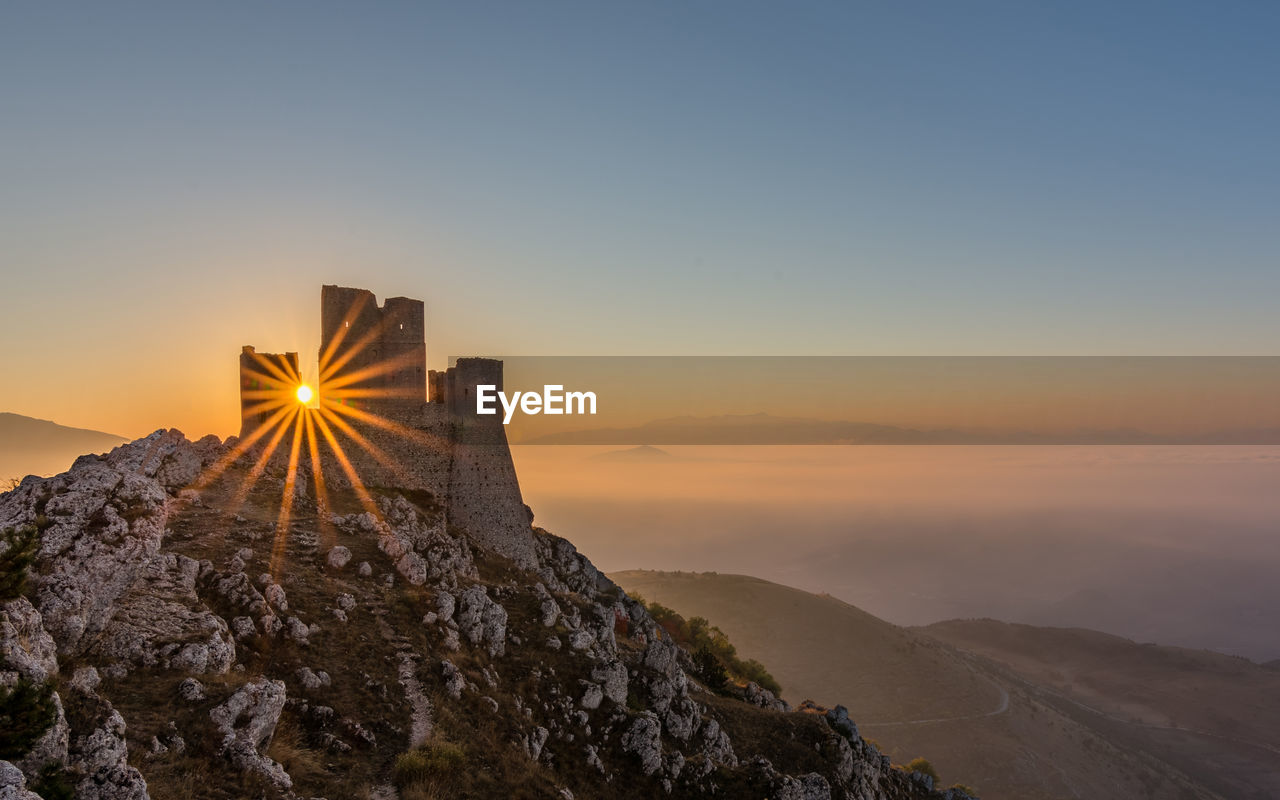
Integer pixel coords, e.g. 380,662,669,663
0,676,58,760
0,525,40,601
634,595,784,695
0,523,56,767
738,658,783,696
906,757,940,784
693,645,729,692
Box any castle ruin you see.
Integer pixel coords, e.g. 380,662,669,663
239,346,299,433
239,285,535,567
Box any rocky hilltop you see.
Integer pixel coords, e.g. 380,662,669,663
0,430,973,800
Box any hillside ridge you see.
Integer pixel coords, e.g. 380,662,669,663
0,430,974,800
0,412,129,481
610,569,1276,800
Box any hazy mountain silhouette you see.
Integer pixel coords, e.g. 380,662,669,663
612,569,1280,800
0,412,128,481
524,412,1280,445
588,445,677,462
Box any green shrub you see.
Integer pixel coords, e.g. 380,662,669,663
693,645,729,692
737,658,782,696
0,525,40,601
906,757,940,783
0,676,58,760
950,783,979,798
634,597,783,695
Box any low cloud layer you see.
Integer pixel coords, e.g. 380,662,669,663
514,445,1280,661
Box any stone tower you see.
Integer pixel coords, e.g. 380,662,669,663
239,285,537,569
319,285,427,416
238,346,300,440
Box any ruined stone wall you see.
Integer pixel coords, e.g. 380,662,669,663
378,296,427,407
444,358,536,568
447,358,502,417
320,285,427,419
245,287,534,569
317,402,455,502
239,346,300,440
448,437,534,568
312,391,534,568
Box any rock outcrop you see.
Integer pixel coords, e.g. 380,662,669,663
0,761,42,800
208,678,291,793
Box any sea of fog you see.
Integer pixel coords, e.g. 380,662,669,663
512,445,1280,662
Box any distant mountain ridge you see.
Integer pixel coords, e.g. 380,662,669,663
522,412,1280,445
0,412,128,480
588,445,677,462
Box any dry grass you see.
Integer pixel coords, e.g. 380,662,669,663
265,715,328,786
393,740,466,796
701,690,835,777
140,753,224,798
120,474,412,797
420,695,554,799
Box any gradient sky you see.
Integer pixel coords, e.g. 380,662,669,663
2,2,1278,438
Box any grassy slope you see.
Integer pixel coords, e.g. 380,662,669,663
922,619,1280,800
611,569,1222,800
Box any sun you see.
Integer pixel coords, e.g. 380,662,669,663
295,384,313,404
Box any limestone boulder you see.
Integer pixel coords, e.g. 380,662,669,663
0,598,58,684
326,545,352,569
620,712,663,776
455,586,507,657
0,457,167,657
91,553,234,676
587,661,626,707
745,681,790,712
66,690,150,800
0,761,42,800
208,678,291,794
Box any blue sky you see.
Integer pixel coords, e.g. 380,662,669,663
2,1,1278,435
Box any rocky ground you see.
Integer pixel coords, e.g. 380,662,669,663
0,429,975,799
